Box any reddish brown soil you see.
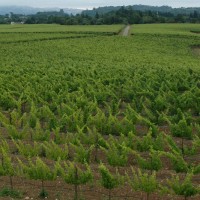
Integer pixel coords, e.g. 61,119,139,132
1,176,200,200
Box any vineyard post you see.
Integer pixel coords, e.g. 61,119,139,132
94,133,99,162
9,111,12,125
20,115,24,128
181,136,184,157
108,188,111,200
1,156,4,167
9,175,13,190
42,180,44,191
147,191,149,200
74,165,78,200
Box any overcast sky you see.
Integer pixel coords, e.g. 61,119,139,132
0,0,200,9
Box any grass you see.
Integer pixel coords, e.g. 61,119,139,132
0,24,123,33
132,23,200,36
0,188,23,198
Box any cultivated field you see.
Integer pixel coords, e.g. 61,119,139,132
0,24,200,200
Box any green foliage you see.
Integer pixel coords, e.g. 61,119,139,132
54,159,64,177
165,134,181,154
0,23,200,200
136,148,162,171
135,129,154,152
0,149,15,177
99,163,123,200
183,146,197,156
18,157,56,181
195,123,200,137
193,164,200,175
0,188,23,199
70,141,94,164
0,140,10,154
18,157,55,198
0,149,15,190
164,151,188,173
62,162,93,200
13,140,41,157
52,127,66,145
153,132,165,151
119,132,136,149
76,126,108,148
10,109,20,127
128,168,159,200
153,95,167,112
29,103,37,128
31,120,50,141
39,188,48,199
125,104,138,124
170,118,193,139
42,141,68,161
5,124,28,140
63,162,93,185
135,129,164,152
103,140,129,167
167,173,199,199
0,93,16,110
0,111,10,126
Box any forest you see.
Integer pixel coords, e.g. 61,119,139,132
1,6,200,25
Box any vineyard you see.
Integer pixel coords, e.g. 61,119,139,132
0,24,200,200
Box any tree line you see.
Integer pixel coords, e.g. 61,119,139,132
1,6,200,25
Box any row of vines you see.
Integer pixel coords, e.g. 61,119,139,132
0,24,200,199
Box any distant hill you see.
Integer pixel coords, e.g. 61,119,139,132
1,5,200,17
0,6,82,15
82,5,200,16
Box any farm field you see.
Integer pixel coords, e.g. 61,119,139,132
132,23,200,36
0,24,200,200
0,24,124,33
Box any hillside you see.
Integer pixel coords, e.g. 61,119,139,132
0,6,82,15
82,5,200,16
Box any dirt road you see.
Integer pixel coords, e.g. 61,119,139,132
121,25,131,36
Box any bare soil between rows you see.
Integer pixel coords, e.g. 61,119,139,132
0,176,200,200
0,124,200,200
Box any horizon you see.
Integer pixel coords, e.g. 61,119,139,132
0,0,200,9
1,4,200,10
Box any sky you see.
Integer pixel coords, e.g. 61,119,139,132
0,0,200,9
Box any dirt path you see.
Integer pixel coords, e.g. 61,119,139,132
121,25,131,36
